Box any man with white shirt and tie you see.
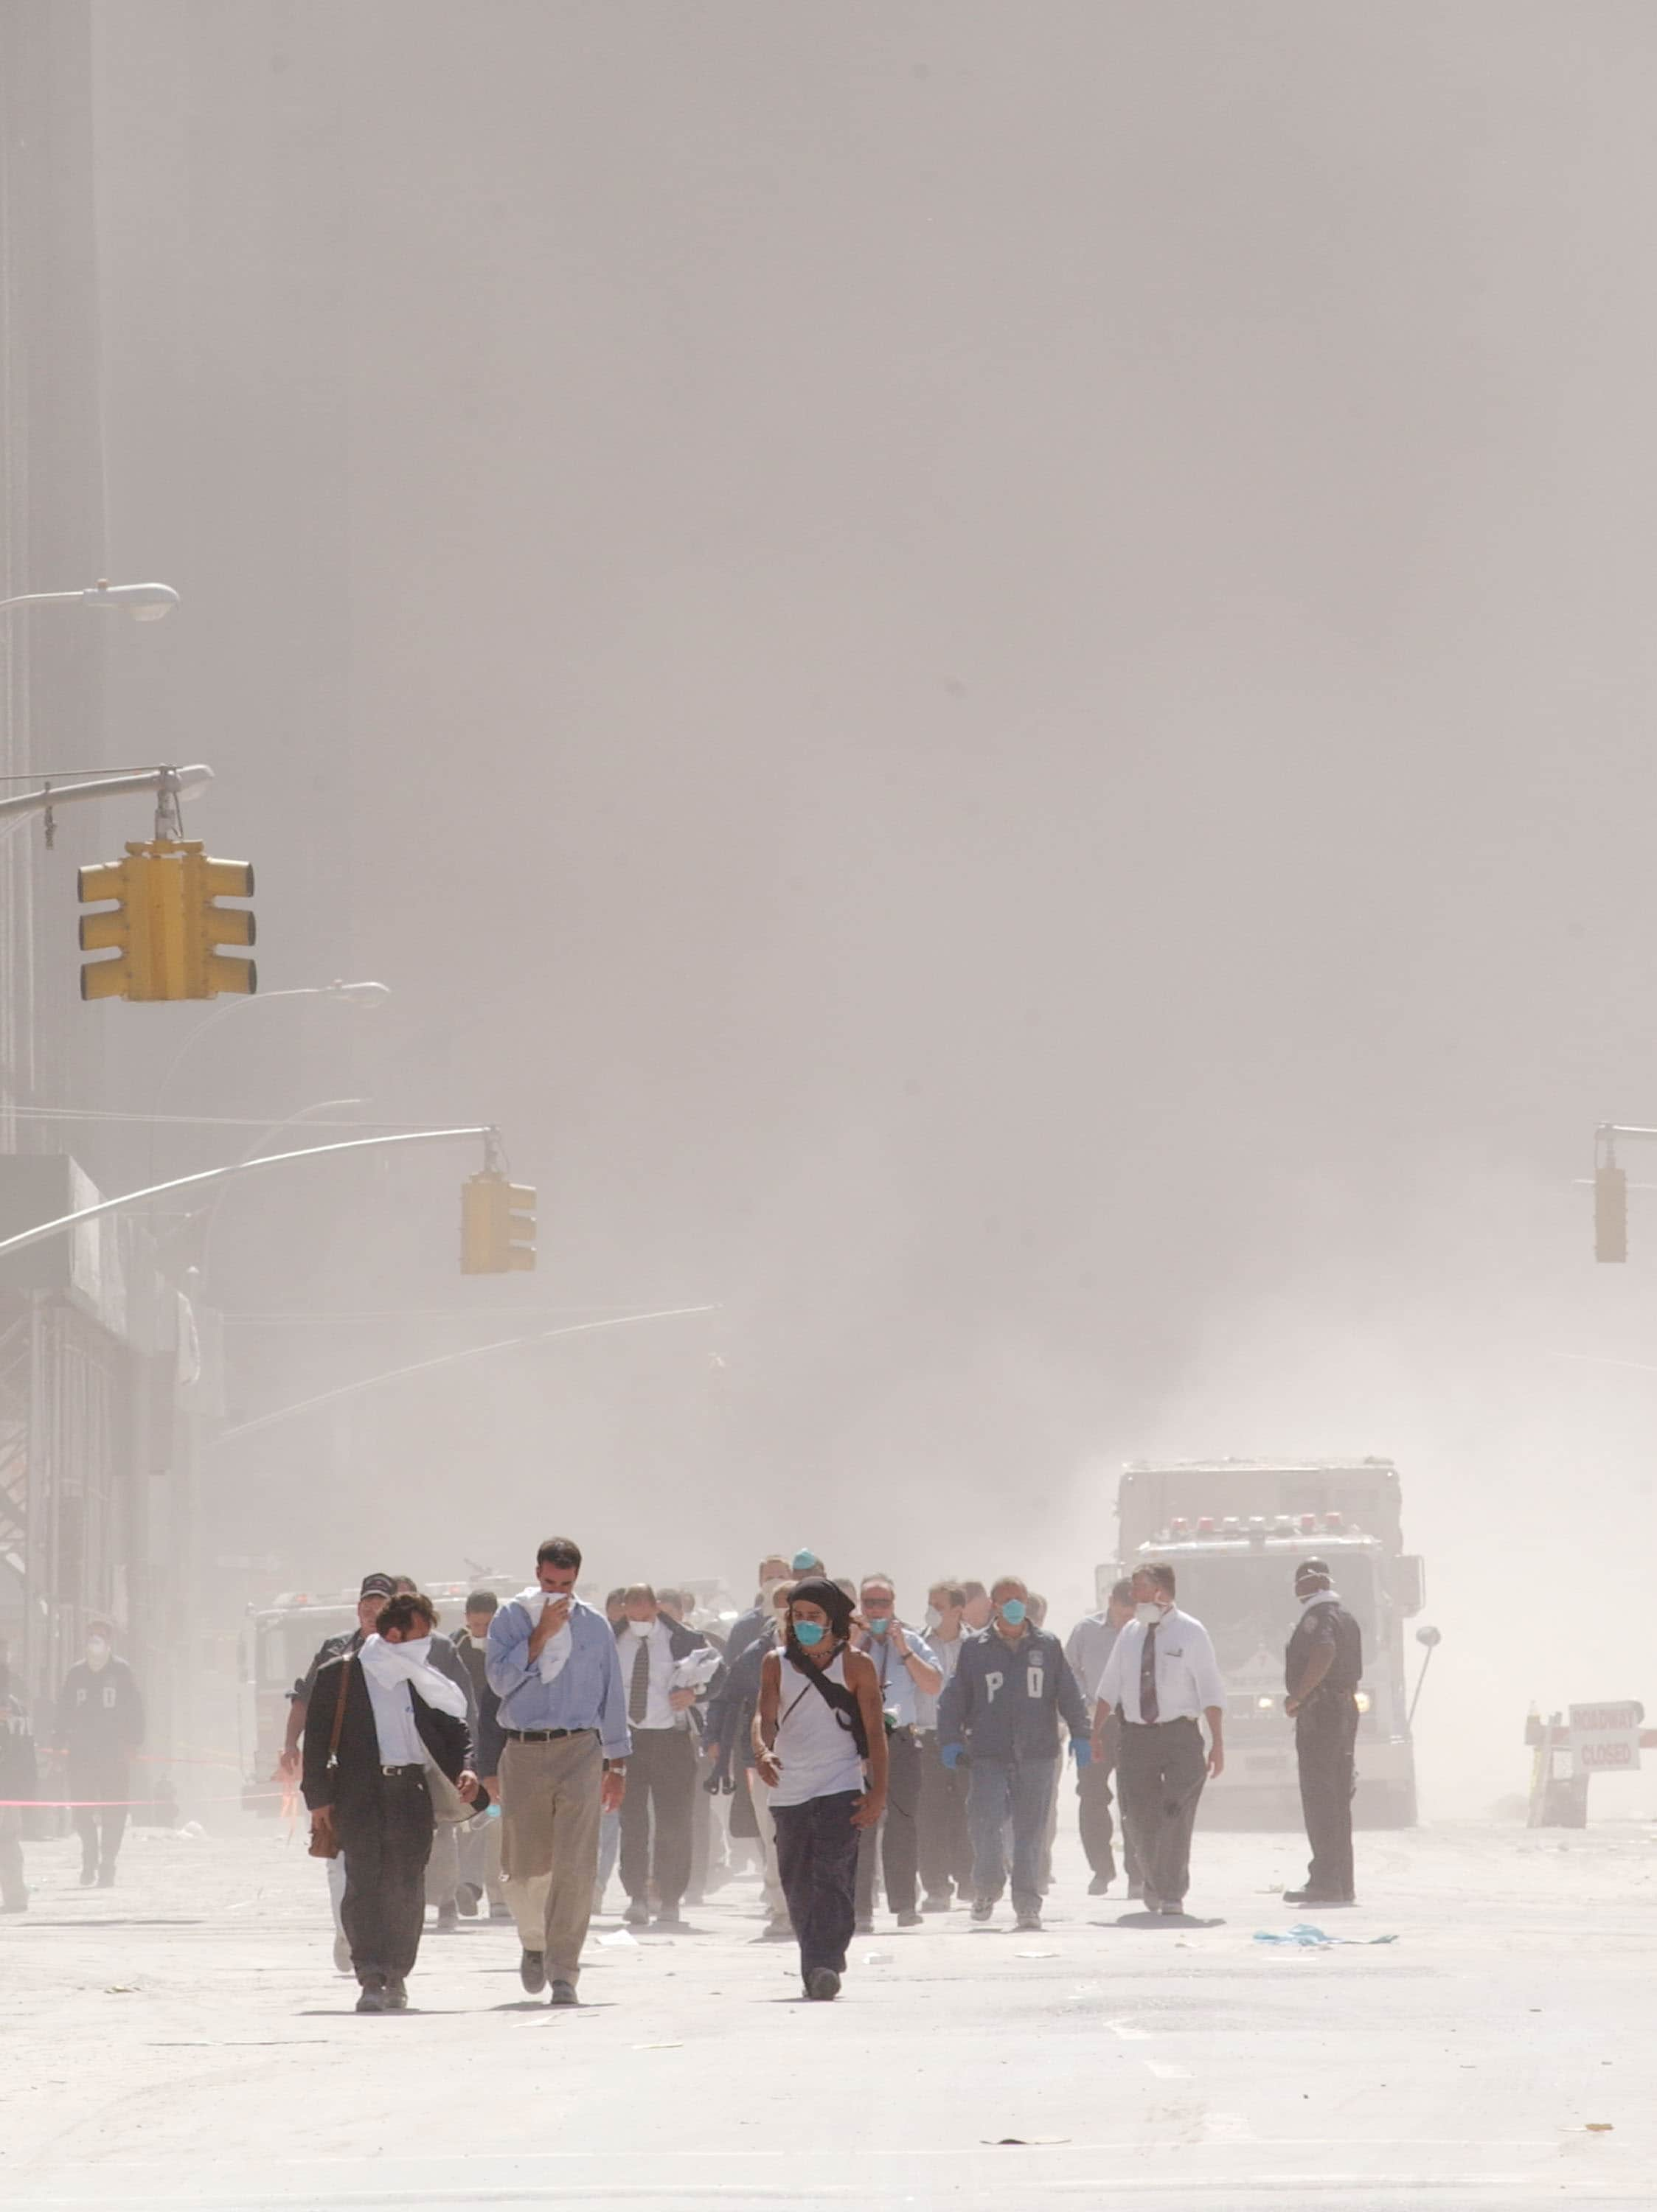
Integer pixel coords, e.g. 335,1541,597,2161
1094,1562,1225,1917
614,1582,718,1930
486,1536,631,2004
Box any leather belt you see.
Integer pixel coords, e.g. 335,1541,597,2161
381,1762,424,1776
504,1727,596,1743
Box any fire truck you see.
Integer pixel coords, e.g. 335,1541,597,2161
239,1573,520,1806
1101,1458,1428,1827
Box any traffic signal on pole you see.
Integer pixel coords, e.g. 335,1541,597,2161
1595,1163,1628,1263
461,1171,537,1273
77,839,256,1001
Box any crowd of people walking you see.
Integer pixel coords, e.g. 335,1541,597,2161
274,1536,1364,2012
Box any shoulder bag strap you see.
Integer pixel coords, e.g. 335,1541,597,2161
326,1656,352,1768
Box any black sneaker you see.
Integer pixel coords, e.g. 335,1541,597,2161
1088,1873,1114,1896
355,1979,389,2014
519,1949,547,1994
805,1966,841,2000
548,1980,580,2006
623,1899,650,1927
456,1883,482,1919
385,1978,409,2011
920,1893,952,1914
970,1896,994,1924
854,1916,875,1935
895,1909,923,1928
1014,1911,1043,1933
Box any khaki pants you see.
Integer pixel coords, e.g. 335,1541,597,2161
499,1733,605,1983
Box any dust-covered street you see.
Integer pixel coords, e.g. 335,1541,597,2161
2,1817,1650,2211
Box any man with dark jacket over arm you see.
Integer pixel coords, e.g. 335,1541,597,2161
303,1590,482,2013
937,1575,1092,1933
614,1584,719,1930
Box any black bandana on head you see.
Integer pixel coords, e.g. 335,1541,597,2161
787,1575,854,1643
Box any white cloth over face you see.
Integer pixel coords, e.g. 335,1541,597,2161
515,1587,574,1685
358,1632,469,1719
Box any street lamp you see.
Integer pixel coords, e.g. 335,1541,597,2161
147,981,392,1175
0,580,181,622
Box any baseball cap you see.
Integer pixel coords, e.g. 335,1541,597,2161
359,1571,396,1600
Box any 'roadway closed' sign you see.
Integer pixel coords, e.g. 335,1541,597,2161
1568,1701,1644,1771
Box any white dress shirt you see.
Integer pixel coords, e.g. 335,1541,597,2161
1065,1613,1121,1705
361,1666,423,1765
623,1619,678,1730
914,1630,965,1731
1096,1607,1225,1726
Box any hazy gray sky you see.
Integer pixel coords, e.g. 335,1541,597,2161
88,3,1657,1809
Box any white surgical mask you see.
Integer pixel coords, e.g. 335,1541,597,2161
924,1606,943,1633
1134,1601,1163,1627
628,1618,653,1639
86,1638,110,1670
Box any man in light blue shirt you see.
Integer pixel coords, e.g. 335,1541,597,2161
486,1535,629,2004
852,1575,942,1933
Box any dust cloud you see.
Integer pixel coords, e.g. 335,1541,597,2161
80,4,1657,1818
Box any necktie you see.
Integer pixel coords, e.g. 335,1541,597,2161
629,1635,650,1723
1139,1622,1159,1725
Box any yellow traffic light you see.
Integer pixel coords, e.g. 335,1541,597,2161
1595,1163,1628,1263
78,839,255,1001
461,1171,537,1273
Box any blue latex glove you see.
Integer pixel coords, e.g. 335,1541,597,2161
1070,1736,1093,1768
941,1742,964,1771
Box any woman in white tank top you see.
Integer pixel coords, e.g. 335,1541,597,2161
754,1577,887,2001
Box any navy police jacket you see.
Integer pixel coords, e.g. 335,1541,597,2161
936,1623,1091,1762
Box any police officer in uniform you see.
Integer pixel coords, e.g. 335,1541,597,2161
1282,1557,1362,1907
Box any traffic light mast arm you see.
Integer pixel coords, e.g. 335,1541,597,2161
0,1124,498,1267
0,763,214,823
